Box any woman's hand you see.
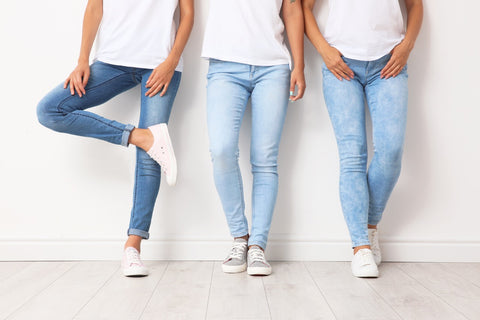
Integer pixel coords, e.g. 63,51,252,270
381,40,412,79
322,45,354,81
290,67,306,101
145,60,177,97
64,61,90,97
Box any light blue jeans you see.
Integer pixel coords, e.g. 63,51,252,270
37,60,181,239
322,54,408,248
207,59,290,250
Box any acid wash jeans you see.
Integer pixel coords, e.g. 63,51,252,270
322,53,408,248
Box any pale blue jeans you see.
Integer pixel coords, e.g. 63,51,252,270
207,59,290,250
322,53,408,248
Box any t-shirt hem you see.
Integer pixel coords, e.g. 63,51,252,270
93,57,183,72
332,38,404,62
201,54,291,68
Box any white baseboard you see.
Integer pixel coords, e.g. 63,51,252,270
1,239,479,262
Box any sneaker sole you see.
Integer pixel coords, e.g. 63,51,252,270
247,267,272,276
123,268,149,277
222,263,247,273
159,124,177,187
352,270,379,278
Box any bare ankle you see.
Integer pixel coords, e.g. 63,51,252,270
124,235,142,252
235,234,249,241
353,245,371,254
128,128,153,151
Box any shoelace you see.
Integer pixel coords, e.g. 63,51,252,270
357,249,373,266
125,249,143,267
227,242,247,260
248,248,267,263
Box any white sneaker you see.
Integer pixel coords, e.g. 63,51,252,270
368,228,382,265
247,246,272,276
146,123,177,186
222,238,248,273
351,248,379,278
122,247,149,277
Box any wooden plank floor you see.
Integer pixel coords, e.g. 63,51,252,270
1,261,479,320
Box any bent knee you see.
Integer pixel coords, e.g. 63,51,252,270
36,96,64,130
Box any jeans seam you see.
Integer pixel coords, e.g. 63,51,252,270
130,148,141,234
68,111,126,132
130,70,139,84
235,151,246,228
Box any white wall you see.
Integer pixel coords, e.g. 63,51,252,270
1,0,479,262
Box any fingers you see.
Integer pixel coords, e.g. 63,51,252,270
64,77,70,89
338,61,354,79
289,80,296,100
294,82,306,100
145,82,164,97
146,71,156,88
289,79,306,102
337,68,351,81
328,61,354,81
73,73,85,97
69,80,75,96
381,58,396,78
383,64,404,79
145,75,173,97
74,82,83,97
381,55,406,79
330,69,344,81
160,82,170,97
82,70,90,88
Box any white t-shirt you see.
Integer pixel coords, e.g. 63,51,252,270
94,0,182,71
201,0,291,67
323,0,405,61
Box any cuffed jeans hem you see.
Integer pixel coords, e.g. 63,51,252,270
128,228,149,240
351,241,370,249
231,230,249,239
248,240,267,251
121,124,135,147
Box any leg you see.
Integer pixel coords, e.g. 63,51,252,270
207,61,251,239
248,65,290,250
322,66,370,249
126,71,182,245
36,61,138,146
366,67,408,226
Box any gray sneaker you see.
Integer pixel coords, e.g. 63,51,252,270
247,246,272,276
222,238,248,273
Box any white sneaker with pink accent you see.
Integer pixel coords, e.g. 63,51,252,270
122,247,149,277
147,123,177,186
